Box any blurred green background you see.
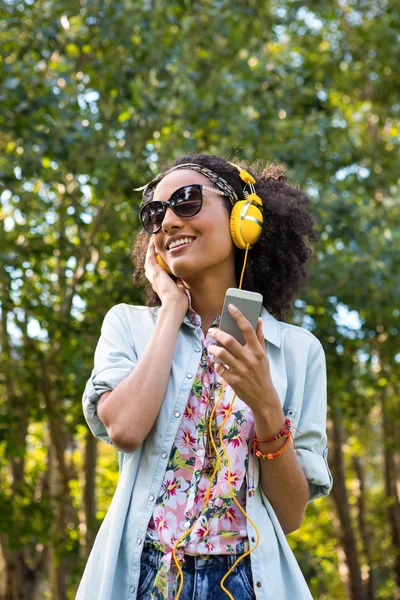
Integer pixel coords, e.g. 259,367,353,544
0,1,399,598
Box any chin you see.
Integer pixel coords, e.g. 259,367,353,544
169,265,196,279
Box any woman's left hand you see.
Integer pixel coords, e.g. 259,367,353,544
208,304,280,414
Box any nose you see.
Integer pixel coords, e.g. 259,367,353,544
161,205,185,232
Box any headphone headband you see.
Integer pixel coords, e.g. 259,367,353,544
227,161,256,185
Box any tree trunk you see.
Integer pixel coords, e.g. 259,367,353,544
381,392,400,599
352,454,376,600
48,443,67,600
0,301,43,600
0,541,46,600
330,408,366,600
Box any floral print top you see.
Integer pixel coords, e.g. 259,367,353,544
144,290,256,599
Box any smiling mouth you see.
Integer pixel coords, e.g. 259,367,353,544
167,238,196,252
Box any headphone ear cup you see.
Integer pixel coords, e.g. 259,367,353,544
230,201,264,249
156,252,173,275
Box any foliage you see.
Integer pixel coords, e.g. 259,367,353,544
0,0,399,598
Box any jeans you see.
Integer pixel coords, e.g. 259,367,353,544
137,544,256,600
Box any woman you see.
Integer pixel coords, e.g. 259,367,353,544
77,154,333,600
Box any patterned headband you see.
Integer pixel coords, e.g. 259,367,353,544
134,163,239,207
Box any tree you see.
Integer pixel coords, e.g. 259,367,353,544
1,0,399,598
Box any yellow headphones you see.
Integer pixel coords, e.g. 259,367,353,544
155,162,263,274
227,161,264,250
155,252,173,273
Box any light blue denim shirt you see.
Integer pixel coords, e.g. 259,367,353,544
76,302,333,600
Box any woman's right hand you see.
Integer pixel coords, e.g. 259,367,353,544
144,238,189,318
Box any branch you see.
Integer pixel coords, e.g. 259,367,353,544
60,199,106,319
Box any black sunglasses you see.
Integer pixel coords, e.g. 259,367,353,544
139,184,226,234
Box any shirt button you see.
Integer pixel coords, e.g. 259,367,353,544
162,452,167,459
174,411,181,418
184,521,190,528
187,373,193,379
195,347,201,353
256,581,262,588
136,538,142,545
251,536,256,543
149,495,155,502
197,449,205,457
129,585,135,593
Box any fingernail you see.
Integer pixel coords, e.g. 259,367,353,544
228,304,236,312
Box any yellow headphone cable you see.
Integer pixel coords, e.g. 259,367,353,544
172,242,261,600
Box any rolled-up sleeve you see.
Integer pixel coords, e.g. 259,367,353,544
82,304,138,446
294,344,333,502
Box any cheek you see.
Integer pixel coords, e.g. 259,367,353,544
194,206,233,251
204,208,231,235
207,217,235,254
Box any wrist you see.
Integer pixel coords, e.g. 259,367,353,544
252,403,286,441
156,306,186,334
159,299,187,319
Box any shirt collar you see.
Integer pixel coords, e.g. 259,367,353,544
181,288,281,348
260,305,281,348
182,287,221,329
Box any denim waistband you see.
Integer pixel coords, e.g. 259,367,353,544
142,544,251,570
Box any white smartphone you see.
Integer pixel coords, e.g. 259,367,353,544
213,288,263,364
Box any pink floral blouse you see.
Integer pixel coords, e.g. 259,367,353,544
144,291,256,599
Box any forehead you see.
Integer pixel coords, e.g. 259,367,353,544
153,169,213,199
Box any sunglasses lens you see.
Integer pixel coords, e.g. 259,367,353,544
173,186,202,216
140,186,202,233
140,202,164,233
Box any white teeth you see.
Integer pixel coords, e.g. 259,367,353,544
168,238,195,250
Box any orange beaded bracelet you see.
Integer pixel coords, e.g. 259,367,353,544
247,418,303,496
253,433,292,460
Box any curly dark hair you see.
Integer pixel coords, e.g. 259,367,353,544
131,153,319,321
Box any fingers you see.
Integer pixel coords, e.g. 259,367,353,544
226,304,255,343
147,238,157,258
145,238,161,271
145,238,159,281
207,343,235,368
208,306,266,362
145,237,154,263
208,328,243,360
256,317,265,347
229,306,265,354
